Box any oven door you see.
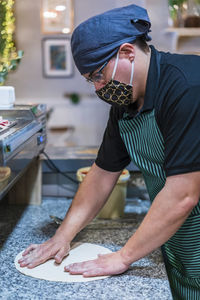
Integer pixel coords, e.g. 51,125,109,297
0,132,45,200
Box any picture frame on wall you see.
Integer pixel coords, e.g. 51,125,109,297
42,38,73,78
41,0,74,34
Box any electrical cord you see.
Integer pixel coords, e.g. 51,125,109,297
42,150,79,184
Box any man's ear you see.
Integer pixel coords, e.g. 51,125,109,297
119,43,135,61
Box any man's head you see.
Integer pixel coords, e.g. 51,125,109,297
71,4,151,75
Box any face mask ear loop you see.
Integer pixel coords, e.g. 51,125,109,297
112,52,119,80
129,59,134,86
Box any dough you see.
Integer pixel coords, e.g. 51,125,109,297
14,243,112,282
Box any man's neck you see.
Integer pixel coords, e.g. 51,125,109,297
134,47,151,111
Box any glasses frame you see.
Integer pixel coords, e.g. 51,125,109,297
87,61,108,83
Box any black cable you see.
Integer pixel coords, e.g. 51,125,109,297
42,150,79,184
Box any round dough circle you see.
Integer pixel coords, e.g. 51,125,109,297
14,243,112,282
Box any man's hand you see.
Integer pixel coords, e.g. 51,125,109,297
18,234,70,269
18,163,122,270
64,250,130,277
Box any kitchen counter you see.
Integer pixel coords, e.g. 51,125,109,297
0,197,172,300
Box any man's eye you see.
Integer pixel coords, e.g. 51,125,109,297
93,73,102,81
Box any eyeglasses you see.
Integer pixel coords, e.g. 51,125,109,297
86,61,108,83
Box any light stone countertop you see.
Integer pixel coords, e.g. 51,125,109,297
0,197,172,300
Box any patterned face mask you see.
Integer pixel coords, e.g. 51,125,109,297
95,51,134,107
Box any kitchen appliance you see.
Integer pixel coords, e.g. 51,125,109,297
0,86,15,109
0,104,46,200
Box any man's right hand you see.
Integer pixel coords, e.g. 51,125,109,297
18,163,121,269
18,233,70,269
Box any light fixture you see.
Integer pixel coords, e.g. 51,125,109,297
43,11,57,19
62,27,70,34
55,5,66,12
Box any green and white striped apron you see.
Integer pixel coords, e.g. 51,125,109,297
119,110,200,300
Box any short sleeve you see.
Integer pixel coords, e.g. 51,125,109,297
159,85,200,176
95,107,131,171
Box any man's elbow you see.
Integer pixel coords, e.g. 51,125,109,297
177,195,199,216
165,173,200,217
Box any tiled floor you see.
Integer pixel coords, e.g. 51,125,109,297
0,197,172,300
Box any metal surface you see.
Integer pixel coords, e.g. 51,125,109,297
0,104,46,200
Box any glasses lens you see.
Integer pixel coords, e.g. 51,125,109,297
86,72,103,83
93,72,104,83
87,61,108,84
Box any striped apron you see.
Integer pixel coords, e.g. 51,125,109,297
119,110,200,299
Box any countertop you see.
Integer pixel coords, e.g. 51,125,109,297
0,197,172,300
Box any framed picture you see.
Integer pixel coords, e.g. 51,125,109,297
41,0,74,34
42,38,73,78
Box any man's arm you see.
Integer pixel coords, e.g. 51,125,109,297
56,163,121,241
19,163,121,268
121,171,200,264
65,171,200,277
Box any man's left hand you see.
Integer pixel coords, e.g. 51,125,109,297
64,250,130,277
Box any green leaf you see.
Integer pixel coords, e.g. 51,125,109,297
10,64,17,70
69,93,80,104
10,59,18,65
1,70,8,76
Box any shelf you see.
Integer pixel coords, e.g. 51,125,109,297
180,51,200,55
165,27,200,53
165,27,200,36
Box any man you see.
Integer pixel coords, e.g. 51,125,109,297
19,5,200,299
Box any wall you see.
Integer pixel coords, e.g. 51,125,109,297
7,0,172,99
4,0,182,146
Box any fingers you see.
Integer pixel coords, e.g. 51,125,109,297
65,259,99,275
83,268,104,277
18,245,50,268
26,249,51,269
65,262,91,275
54,247,69,264
22,244,38,256
64,252,129,278
65,261,105,277
18,240,70,269
18,244,39,265
98,254,104,258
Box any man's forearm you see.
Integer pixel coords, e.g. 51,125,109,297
56,163,121,242
120,173,200,265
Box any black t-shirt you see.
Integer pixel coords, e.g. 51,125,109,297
95,46,200,177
